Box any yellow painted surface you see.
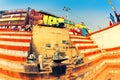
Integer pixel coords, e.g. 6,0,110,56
58,17,64,23
53,17,58,24
43,15,48,25
47,16,53,25
32,25,77,58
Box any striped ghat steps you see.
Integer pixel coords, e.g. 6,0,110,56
70,35,91,39
70,35,94,44
76,44,98,50
0,31,32,72
69,34,101,60
79,48,101,55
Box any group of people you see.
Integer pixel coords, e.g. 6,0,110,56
0,25,32,31
69,27,89,36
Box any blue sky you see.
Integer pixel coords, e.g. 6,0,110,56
0,0,120,31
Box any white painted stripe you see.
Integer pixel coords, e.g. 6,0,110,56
0,41,30,47
109,70,120,73
70,35,90,38
0,32,31,34
75,44,97,47
88,53,107,60
0,48,28,57
0,59,24,71
71,39,92,42
105,59,120,63
80,48,100,53
0,35,31,39
88,54,102,60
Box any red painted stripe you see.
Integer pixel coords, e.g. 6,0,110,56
0,44,29,51
78,45,98,50
0,33,32,36
72,41,94,44
0,54,26,62
0,34,32,36
84,49,101,57
0,38,31,42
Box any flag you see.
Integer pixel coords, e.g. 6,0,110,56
114,11,120,22
110,13,115,24
108,0,112,5
109,21,113,26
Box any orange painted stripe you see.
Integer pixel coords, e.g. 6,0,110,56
1,49,120,79
76,57,103,73
92,57,103,65
0,68,23,79
0,54,26,62
76,55,120,79
107,64,120,68
103,55,120,59
78,45,98,50
94,64,120,80
84,49,101,57
0,68,40,79
89,22,120,35
70,36,91,40
72,41,94,44
94,65,107,79
0,38,31,42
104,46,120,52
0,44,29,51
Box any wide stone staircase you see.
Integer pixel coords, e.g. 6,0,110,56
69,34,102,62
68,34,120,80
0,31,32,79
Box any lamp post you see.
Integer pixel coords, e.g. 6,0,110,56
63,6,71,19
